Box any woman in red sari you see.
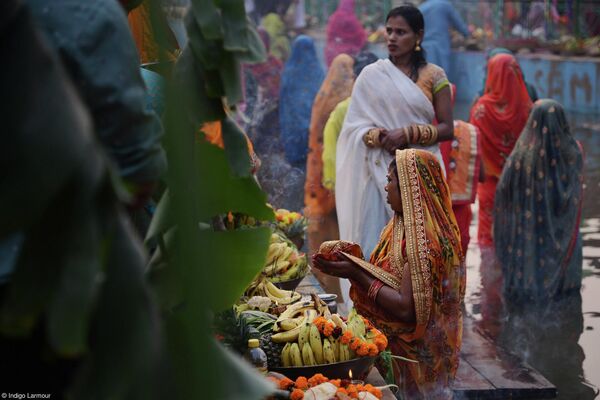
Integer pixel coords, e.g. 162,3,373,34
314,149,464,399
469,53,532,247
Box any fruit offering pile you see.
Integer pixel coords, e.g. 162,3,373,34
274,208,307,241
269,300,388,367
270,373,383,400
263,232,308,283
239,279,302,313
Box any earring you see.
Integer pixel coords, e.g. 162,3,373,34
415,41,421,51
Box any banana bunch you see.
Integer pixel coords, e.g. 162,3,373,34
279,314,347,366
264,233,308,283
243,277,302,310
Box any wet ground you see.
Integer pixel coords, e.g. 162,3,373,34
455,103,600,399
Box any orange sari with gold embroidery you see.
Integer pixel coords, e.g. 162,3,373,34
350,149,465,399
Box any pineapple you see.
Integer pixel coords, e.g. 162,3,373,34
260,334,284,369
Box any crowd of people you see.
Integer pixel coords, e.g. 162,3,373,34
2,0,587,398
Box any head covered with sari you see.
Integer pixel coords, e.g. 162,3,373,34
480,47,538,102
471,53,532,180
279,35,324,168
351,149,464,398
324,0,367,66
261,13,290,61
305,54,355,218
494,99,584,303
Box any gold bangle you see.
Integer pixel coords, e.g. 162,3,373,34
420,124,438,146
363,128,381,148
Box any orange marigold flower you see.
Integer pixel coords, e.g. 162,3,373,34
340,330,353,344
370,387,383,398
290,388,305,400
368,343,379,356
295,376,308,390
279,377,295,390
323,323,334,337
356,342,370,357
362,317,373,329
329,379,341,387
375,335,388,351
349,337,362,351
313,317,327,333
336,388,348,395
307,373,328,387
347,384,359,398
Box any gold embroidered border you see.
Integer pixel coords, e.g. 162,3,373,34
391,214,405,281
396,149,432,327
452,122,479,202
341,252,402,291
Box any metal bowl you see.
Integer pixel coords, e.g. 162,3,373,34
272,276,305,291
270,356,377,381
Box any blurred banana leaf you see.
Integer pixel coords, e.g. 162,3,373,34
1,4,161,398
153,0,275,389
190,0,222,40
172,48,225,125
220,0,249,51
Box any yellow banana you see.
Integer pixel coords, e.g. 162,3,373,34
271,233,285,244
280,246,294,261
347,309,366,338
301,342,316,366
274,262,300,281
290,343,303,367
339,343,350,361
276,301,314,322
264,290,294,305
271,323,303,343
265,243,280,265
323,338,336,364
329,337,340,361
281,343,292,367
331,314,347,331
274,260,291,274
298,321,311,351
309,325,324,364
277,316,303,332
305,309,318,324
265,280,293,298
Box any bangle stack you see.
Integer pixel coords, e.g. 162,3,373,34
368,279,384,302
404,124,439,146
363,128,382,148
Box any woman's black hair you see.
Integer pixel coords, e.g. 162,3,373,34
389,157,399,179
386,5,427,82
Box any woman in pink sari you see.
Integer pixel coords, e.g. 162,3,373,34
324,0,367,66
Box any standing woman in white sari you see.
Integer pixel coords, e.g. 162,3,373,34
335,5,455,306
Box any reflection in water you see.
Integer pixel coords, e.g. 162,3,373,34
478,246,504,339
499,293,597,400
456,103,600,399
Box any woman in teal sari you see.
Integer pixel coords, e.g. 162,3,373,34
494,99,584,303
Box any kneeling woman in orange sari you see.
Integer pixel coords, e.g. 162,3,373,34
313,149,465,399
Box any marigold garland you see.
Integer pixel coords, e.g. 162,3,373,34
278,377,294,390
290,388,304,400
313,317,335,337
295,376,308,390
340,330,353,344
312,316,389,360
307,373,328,387
272,373,383,400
